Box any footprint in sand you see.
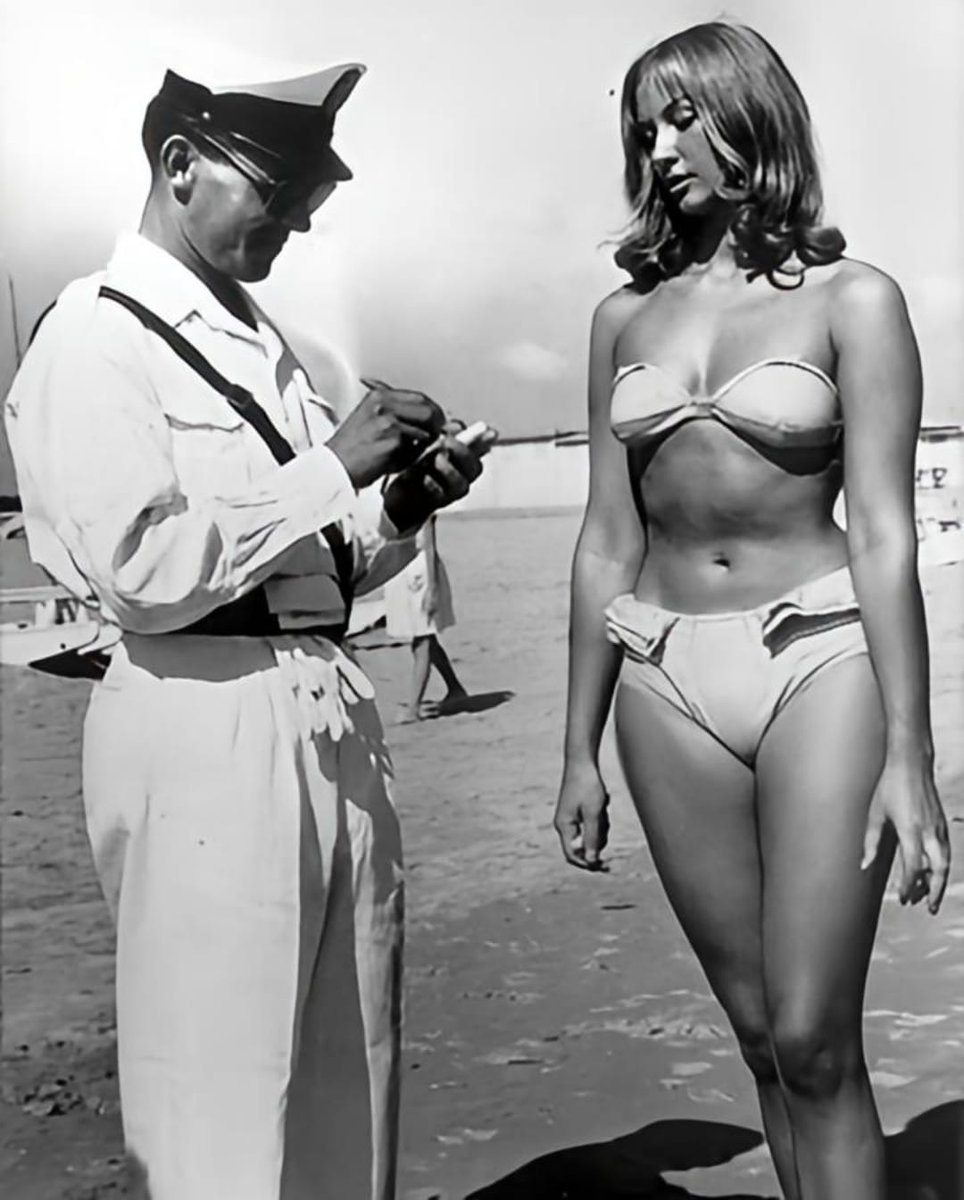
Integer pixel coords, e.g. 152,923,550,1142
435,1128,497,1146
671,1061,713,1077
686,1086,736,1103
869,1070,915,1089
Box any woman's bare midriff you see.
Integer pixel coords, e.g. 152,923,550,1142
631,419,849,613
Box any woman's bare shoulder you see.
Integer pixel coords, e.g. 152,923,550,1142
592,284,655,343
786,257,908,343
816,260,912,357
823,258,910,338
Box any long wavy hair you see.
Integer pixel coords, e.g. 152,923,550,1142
615,22,845,288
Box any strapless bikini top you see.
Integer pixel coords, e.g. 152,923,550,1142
610,358,841,449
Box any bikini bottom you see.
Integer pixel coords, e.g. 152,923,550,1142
605,566,870,766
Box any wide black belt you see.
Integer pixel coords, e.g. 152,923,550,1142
179,587,347,642
96,286,355,643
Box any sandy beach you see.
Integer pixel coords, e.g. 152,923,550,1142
2,509,963,1199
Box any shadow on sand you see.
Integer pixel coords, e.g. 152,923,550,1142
425,690,515,719
886,1100,964,1199
464,1101,964,1199
464,1119,768,1200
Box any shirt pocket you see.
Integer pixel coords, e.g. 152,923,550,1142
160,389,253,497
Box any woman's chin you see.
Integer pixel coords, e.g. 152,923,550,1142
676,189,724,218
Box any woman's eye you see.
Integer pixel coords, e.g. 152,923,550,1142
674,111,696,131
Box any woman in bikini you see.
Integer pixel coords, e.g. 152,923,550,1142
553,22,950,1199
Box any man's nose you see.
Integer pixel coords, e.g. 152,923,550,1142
279,202,312,234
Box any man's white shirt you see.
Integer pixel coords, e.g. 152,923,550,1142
4,232,414,634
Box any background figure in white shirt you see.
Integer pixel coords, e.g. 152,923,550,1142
4,62,492,1200
384,514,468,723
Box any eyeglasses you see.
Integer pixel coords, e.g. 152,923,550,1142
188,124,339,219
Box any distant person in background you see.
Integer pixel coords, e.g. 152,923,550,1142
5,61,491,1200
554,22,949,1200
384,514,468,723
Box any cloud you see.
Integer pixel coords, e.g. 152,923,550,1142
494,342,568,383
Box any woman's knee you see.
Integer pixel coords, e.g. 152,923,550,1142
723,993,779,1084
770,1011,863,1100
734,1025,780,1084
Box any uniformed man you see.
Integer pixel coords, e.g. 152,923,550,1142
5,61,489,1200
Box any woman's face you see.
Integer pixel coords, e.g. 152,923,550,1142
634,79,726,217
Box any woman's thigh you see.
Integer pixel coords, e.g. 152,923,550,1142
755,655,894,1030
614,681,766,1029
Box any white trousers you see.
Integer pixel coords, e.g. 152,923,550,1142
82,632,404,1200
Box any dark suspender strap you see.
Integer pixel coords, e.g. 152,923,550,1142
97,285,355,635
100,287,301,466
29,301,57,347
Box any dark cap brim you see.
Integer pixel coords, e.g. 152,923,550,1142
318,143,353,182
156,63,365,181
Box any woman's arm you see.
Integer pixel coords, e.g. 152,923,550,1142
833,262,950,912
555,290,648,870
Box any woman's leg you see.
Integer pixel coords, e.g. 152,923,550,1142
614,683,801,1199
427,634,467,699
756,655,895,1199
398,636,433,722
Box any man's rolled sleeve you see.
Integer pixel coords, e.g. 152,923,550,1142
9,335,363,633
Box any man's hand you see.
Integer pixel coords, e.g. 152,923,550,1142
326,381,445,488
382,432,491,532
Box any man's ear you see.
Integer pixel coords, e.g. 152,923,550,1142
159,135,200,202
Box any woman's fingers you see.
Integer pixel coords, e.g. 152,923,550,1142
555,771,610,872
555,815,588,869
922,826,951,914
896,827,926,904
863,805,949,914
582,805,610,869
555,809,608,871
896,823,950,910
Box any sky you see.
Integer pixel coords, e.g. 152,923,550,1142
1,0,962,480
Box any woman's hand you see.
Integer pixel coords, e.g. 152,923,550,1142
861,755,951,913
554,760,611,871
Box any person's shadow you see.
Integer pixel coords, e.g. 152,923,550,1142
463,1101,964,1199
886,1101,964,1199
425,690,515,719
463,1119,768,1199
